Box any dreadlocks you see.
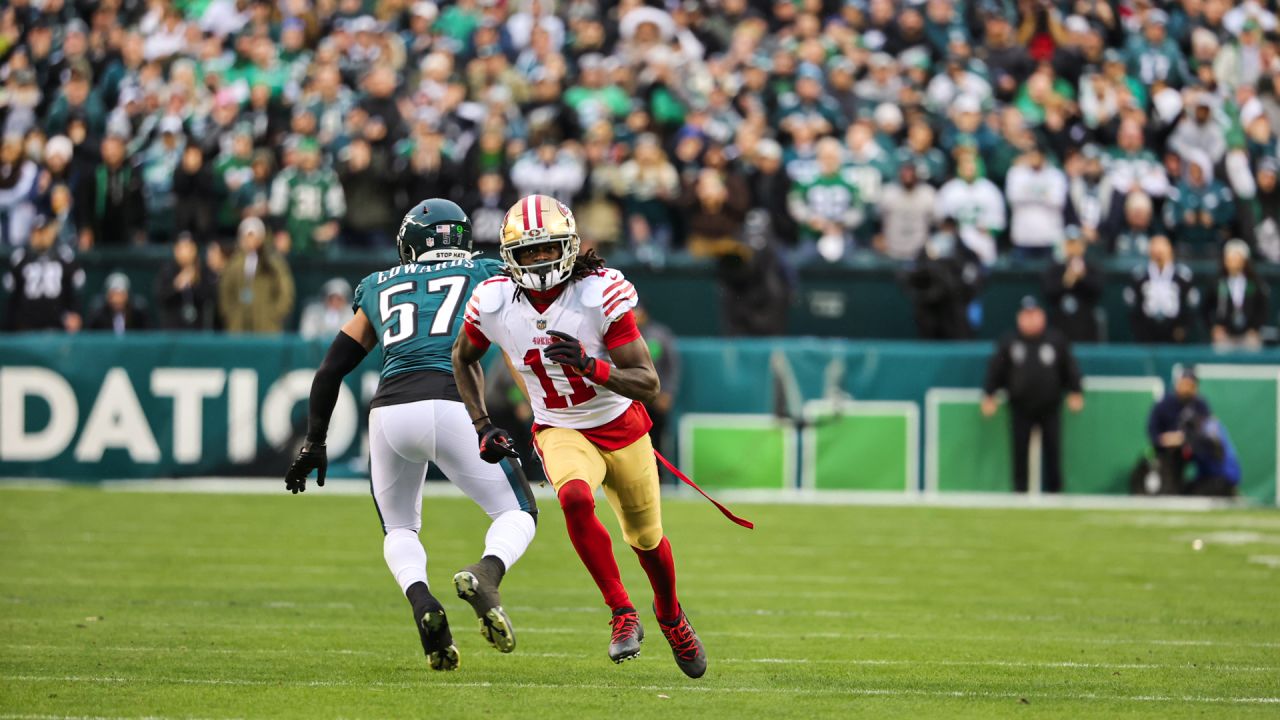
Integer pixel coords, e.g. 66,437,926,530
570,248,606,281
506,248,607,300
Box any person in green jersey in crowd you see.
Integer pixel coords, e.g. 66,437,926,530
285,199,538,672
268,138,346,254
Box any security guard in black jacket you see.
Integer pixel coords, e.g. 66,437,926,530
982,297,1085,493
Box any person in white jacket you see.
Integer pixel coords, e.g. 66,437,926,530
0,134,38,247
1005,149,1068,261
935,150,1006,265
509,141,586,203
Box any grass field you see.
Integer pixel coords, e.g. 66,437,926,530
1,485,1278,719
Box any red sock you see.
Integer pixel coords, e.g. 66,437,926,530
558,480,632,612
634,537,679,623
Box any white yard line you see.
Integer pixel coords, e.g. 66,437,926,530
0,478,1247,510
5,644,1274,673
2,674,1277,705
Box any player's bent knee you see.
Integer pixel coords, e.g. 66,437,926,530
524,508,539,526
557,479,595,515
628,526,664,551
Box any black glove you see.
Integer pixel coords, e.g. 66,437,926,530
478,424,519,464
544,330,595,376
285,440,327,494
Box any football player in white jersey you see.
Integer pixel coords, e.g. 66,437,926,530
451,194,708,678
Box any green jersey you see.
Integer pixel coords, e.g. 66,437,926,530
354,258,503,385
269,167,346,254
789,172,864,241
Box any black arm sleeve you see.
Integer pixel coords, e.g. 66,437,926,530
306,331,369,443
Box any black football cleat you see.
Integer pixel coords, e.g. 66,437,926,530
608,607,644,664
453,559,516,653
657,606,707,679
413,598,459,671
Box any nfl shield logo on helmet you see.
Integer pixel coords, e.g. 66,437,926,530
536,319,547,330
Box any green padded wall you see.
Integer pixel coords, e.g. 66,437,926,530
678,415,795,490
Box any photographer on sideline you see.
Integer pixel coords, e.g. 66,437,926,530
1146,370,1241,496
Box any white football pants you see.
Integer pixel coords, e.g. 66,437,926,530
368,399,537,593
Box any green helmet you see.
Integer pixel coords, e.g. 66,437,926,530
396,198,473,264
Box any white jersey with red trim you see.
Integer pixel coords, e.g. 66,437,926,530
466,268,639,430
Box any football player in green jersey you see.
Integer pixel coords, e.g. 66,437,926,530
285,199,538,671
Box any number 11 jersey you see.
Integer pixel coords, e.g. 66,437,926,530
464,268,642,434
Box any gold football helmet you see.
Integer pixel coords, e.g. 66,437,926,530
500,194,580,291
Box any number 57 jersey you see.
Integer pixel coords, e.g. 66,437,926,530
464,268,643,432
354,257,503,383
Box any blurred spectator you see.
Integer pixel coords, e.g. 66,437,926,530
902,228,981,341
618,134,678,262
47,183,78,248
3,215,83,332
1043,231,1103,343
981,297,1085,494
0,133,39,246
269,139,345,255
1105,119,1170,199
213,129,257,236
744,139,796,248
1163,151,1236,259
1169,94,1227,166
87,272,149,334
172,144,218,240
398,126,457,208
981,13,1034,103
155,233,215,331
1125,10,1189,88
1109,191,1163,259
1006,147,1068,262
43,66,105,138
464,172,518,253
681,168,747,258
219,217,295,334
235,151,277,224
1243,159,1280,262
877,162,936,261
140,118,186,242
510,139,586,203
718,216,791,336
563,53,630,128
0,0,1277,345
936,149,1005,265
1203,240,1270,350
75,135,145,249
1065,145,1124,249
299,278,355,340
338,139,396,248
894,120,947,186
634,305,680,459
1124,235,1199,343
787,136,863,262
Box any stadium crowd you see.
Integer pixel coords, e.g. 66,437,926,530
2,0,1280,341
